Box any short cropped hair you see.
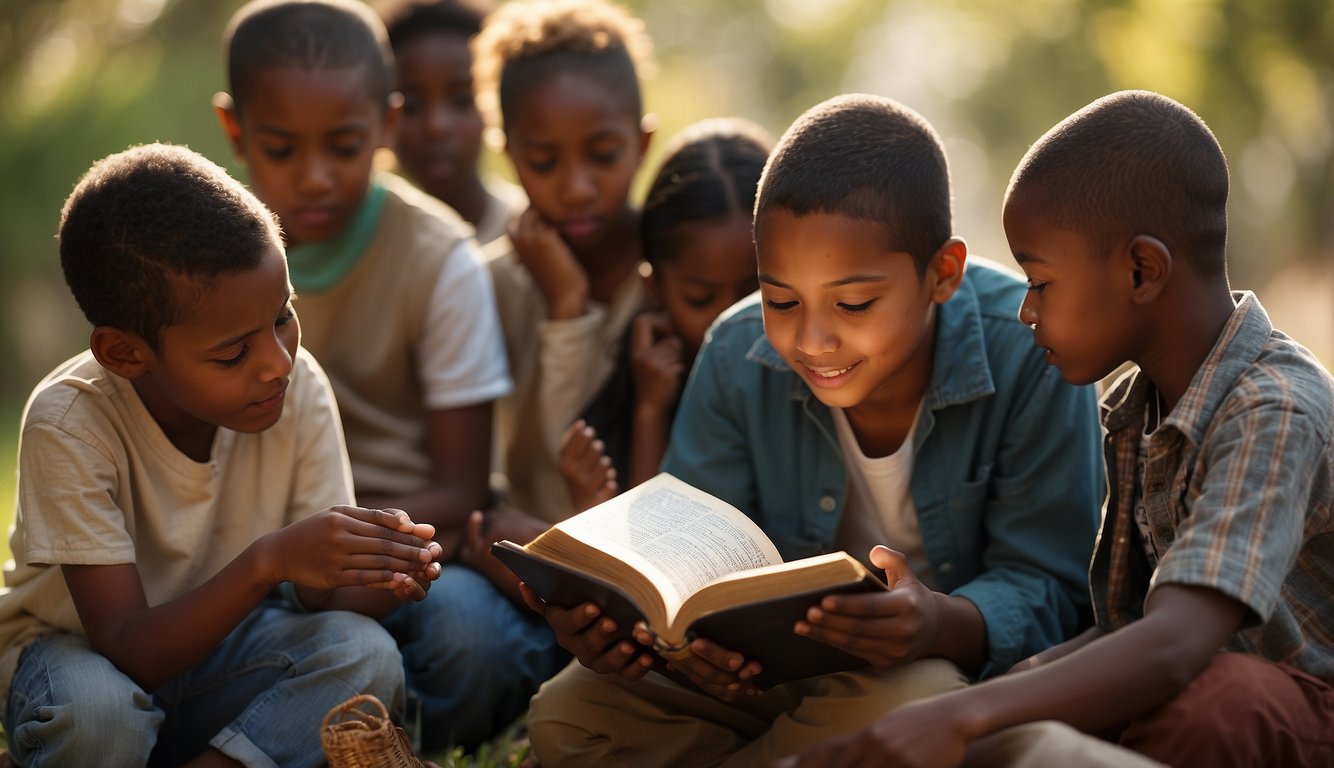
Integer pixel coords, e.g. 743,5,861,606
379,0,490,49
755,94,952,275
59,143,282,351
1006,90,1229,278
641,117,773,270
472,0,653,129
224,0,396,114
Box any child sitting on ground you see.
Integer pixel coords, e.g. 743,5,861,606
0,143,441,768
522,93,1106,768
559,117,772,511
784,89,1334,768
215,0,519,750
379,0,524,245
471,0,654,527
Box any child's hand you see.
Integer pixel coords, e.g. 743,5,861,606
265,506,443,592
377,507,444,603
457,503,549,604
630,312,686,413
658,636,763,702
520,583,655,681
774,695,969,768
558,419,618,511
509,206,589,320
794,546,942,668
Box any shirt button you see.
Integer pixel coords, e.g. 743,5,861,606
939,562,955,574
1155,524,1173,540
818,495,836,513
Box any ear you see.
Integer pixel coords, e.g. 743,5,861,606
639,260,664,309
1127,234,1172,305
380,91,404,148
637,113,656,161
928,237,968,304
90,327,153,380
213,92,245,158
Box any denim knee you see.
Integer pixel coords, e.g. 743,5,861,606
300,611,405,713
5,634,163,768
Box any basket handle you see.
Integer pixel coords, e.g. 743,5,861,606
322,693,391,731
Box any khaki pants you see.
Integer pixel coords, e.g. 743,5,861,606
528,658,968,768
529,658,1170,768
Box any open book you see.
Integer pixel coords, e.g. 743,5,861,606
492,473,885,688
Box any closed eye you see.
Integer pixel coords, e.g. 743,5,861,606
838,299,875,314
765,299,798,312
1026,281,1048,293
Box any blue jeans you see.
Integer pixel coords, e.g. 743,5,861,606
4,601,404,768
381,565,569,751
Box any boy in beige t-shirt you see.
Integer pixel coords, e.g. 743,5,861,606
0,144,442,768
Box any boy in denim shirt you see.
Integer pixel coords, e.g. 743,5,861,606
787,90,1333,768
523,94,1105,767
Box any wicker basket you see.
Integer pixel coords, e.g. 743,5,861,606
321,693,424,768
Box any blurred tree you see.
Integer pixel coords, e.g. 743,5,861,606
1,0,1330,413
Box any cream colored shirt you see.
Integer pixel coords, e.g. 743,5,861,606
487,241,646,523
0,348,353,707
296,174,511,497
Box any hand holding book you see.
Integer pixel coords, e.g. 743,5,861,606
494,474,888,688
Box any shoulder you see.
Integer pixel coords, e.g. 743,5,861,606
23,351,119,433
283,348,338,418
961,256,1029,323
706,294,768,355
378,173,474,250
1224,330,1334,439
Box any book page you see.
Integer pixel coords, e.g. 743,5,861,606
554,474,782,620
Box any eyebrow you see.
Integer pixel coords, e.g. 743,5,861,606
254,123,368,138
758,273,888,289
205,291,295,353
1013,251,1044,266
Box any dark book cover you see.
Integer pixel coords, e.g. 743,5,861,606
492,540,884,688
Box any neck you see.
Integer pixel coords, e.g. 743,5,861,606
440,175,490,227
1136,279,1235,413
578,208,641,304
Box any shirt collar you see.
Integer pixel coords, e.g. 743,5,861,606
1102,291,1271,443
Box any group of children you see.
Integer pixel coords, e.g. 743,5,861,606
0,0,1328,766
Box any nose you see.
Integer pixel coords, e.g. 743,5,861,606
426,103,453,138
560,163,597,208
795,310,838,356
297,152,334,198
1018,294,1038,329
258,329,296,383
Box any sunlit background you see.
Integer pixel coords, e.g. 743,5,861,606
2,0,1332,536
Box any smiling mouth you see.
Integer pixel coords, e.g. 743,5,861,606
810,364,855,378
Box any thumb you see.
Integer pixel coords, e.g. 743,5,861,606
870,545,917,589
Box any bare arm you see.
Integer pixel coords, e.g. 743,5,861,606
781,584,1246,768
359,403,494,552
65,506,439,692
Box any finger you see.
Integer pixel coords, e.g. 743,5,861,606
546,601,606,636
870,545,918,589
632,312,660,353
558,419,589,453
689,638,746,673
518,582,547,615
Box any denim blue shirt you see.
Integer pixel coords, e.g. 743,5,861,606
662,259,1102,677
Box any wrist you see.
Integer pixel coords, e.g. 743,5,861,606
545,282,589,320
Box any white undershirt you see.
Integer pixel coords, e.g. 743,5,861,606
831,404,934,590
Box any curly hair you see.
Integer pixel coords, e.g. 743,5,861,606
641,117,772,270
58,143,283,350
224,0,396,114
756,94,953,276
471,0,653,128
1006,90,1229,278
